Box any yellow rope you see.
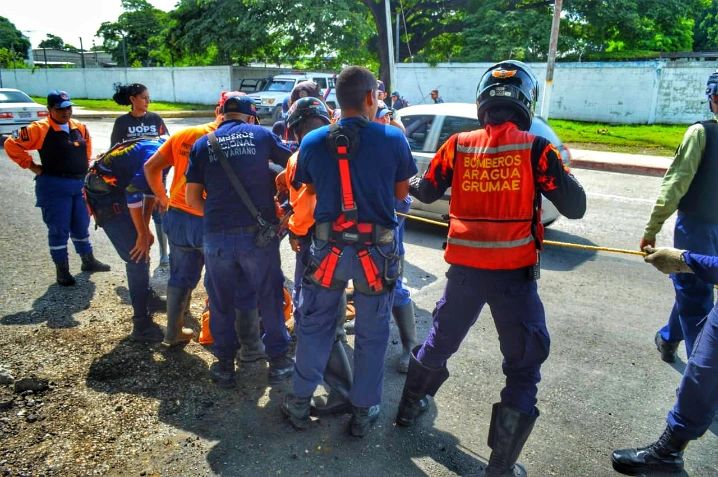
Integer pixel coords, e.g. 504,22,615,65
396,212,647,257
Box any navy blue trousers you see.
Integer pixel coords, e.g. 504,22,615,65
35,175,92,264
659,212,718,356
204,232,289,362
416,265,549,415
667,304,718,440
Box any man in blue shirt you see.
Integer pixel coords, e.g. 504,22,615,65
185,95,293,388
281,66,418,437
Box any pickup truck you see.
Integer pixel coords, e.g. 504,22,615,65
247,73,337,123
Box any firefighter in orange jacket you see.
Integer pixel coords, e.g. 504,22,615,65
394,61,587,477
4,90,109,286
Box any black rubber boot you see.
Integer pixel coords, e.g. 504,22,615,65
611,426,688,475
156,226,169,268
484,403,538,477
147,288,167,312
163,286,194,347
268,354,294,384
655,331,679,364
393,301,417,373
80,253,111,272
209,359,236,389
395,346,449,427
55,262,76,286
235,308,266,362
281,394,312,430
130,315,164,343
311,340,353,416
349,404,381,437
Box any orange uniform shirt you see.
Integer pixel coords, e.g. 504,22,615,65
157,120,218,216
285,151,316,236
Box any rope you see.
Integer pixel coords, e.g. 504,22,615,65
397,212,647,257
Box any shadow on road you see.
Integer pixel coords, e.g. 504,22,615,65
0,273,95,328
542,229,599,271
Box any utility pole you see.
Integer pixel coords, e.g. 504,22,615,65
385,0,396,93
395,12,400,63
540,0,563,119
79,37,85,68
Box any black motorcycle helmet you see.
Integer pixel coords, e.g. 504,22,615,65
286,97,331,135
706,70,718,111
476,60,538,131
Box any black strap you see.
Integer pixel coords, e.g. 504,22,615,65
207,131,267,226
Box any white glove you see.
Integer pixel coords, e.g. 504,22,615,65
643,247,692,274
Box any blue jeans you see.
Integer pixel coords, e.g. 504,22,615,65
35,175,92,264
667,304,718,440
416,265,549,415
293,239,399,407
163,208,205,289
659,212,718,356
101,211,150,320
203,232,289,362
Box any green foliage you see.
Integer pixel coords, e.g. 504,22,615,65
693,0,718,50
0,16,30,60
0,47,28,68
38,34,64,50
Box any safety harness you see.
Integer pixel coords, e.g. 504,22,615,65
309,120,398,295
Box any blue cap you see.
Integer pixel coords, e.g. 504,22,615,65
375,100,390,119
47,90,74,109
222,95,257,116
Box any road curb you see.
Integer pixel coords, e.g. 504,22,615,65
570,158,667,177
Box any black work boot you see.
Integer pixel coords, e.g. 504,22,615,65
395,346,449,427
311,340,353,416
80,253,111,272
163,286,194,347
393,301,417,373
235,308,266,362
484,403,538,477
268,354,294,384
611,426,688,475
130,315,164,343
349,404,381,437
55,262,76,286
281,394,312,430
655,331,679,363
209,359,236,389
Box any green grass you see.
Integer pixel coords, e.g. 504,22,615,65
30,96,211,112
548,119,687,156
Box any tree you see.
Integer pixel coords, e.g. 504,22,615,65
0,16,30,60
38,34,64,50
693,0,718,51
96,0,168,66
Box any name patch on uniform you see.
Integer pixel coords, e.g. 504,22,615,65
461,154,522,193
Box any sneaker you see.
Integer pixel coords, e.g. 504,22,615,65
268,354,294,384
349,404,380,437
210,360,236,389
655,331,679,363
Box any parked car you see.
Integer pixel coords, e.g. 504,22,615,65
395,102,573,226
247,72,336,123
0,88,48,136
238,77,271,94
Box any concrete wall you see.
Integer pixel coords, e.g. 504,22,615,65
395,60,718,124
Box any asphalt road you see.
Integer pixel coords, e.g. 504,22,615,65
1,118,716,476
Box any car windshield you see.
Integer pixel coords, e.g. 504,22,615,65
0,91,33,103
266,80,295,92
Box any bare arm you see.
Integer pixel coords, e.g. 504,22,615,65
144,150,172,212
394,180,409,200
129,204,154,263
186,183,206,213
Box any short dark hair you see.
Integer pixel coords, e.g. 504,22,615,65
336,66,377,110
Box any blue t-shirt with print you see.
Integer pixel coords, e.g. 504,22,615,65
295,117,417,228
185,119,292,233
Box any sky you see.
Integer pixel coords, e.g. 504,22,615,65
3,0,179,49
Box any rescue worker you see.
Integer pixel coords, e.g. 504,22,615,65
373,101,416,373
612,246,718,475
111,82,171,267
84,137,166,342
641,71,718,363
395,61,586,477
430,89,444,104
281,66,417,437
276,97,353,416
185,95,293,388
390,91,408,110
144,91,262,351
4,90,110,286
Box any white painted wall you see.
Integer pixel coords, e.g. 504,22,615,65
395,60,718,124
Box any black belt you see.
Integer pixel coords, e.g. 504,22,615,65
47,172,86,180
314,222,395,245
223,225,259,234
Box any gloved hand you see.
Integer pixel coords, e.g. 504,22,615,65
643,246,692,274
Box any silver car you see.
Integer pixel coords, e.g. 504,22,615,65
395,103,572,226
0,88,49,136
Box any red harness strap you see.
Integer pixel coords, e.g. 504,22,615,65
357,249,384,293
313,245,343,288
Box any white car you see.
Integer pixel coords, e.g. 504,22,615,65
247,73,336,123
395,103,573,226
0,88,48,136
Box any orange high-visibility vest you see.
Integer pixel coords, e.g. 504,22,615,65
445,122,540,269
